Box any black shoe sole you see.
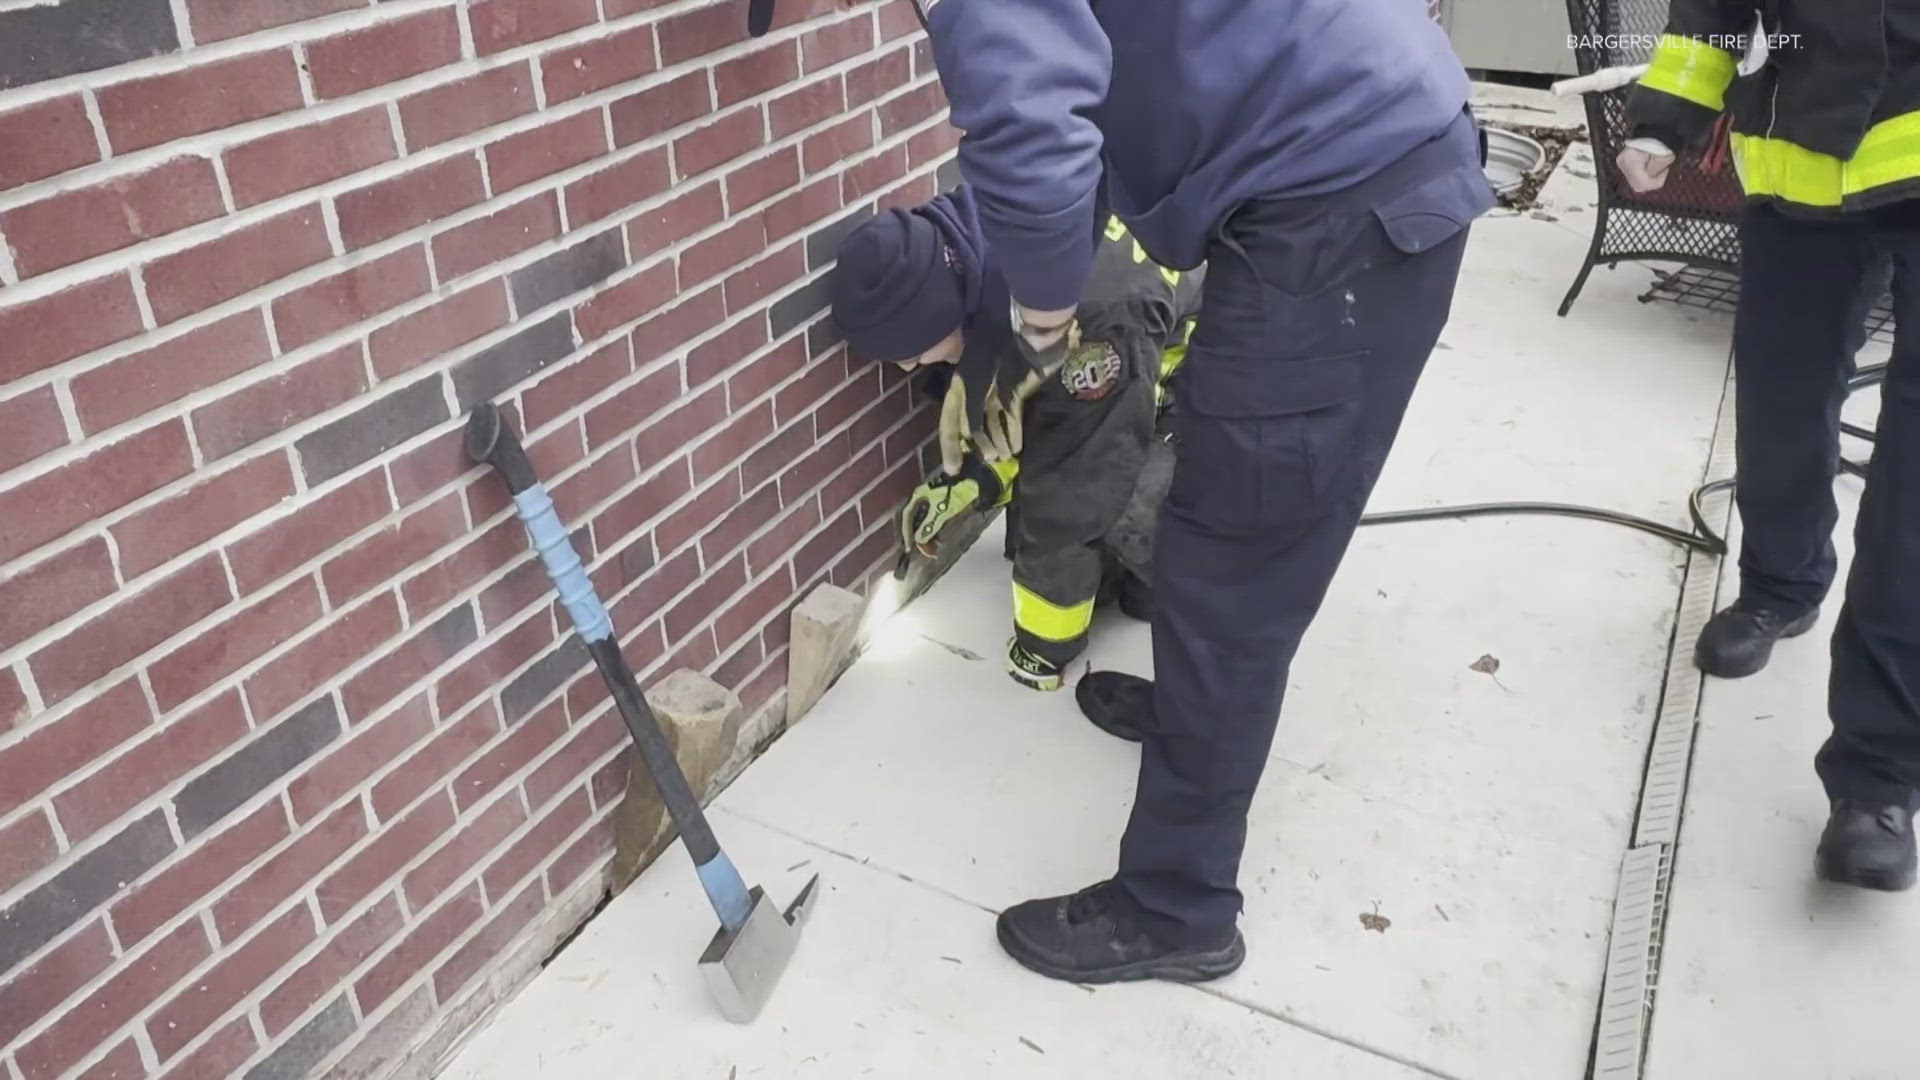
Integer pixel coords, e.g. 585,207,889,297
1074,676,1144,743
1816,850,1919,892
995,918,1247,984
1695,610,1820,679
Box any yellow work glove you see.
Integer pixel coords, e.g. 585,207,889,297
898,455,1018,558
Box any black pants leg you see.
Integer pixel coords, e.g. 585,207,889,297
1112,119,1484,942
1731,205,1883,615
1818,225,1920,810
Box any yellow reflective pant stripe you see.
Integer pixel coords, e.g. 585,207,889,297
1012,584,1093,643
1731,112,1920,208
1639,34,1737,112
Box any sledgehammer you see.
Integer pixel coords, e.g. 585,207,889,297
465,402,819,1024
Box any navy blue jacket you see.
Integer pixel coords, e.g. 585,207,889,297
921,0,1472,310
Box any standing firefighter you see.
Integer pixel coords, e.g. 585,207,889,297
909,0,1492,984
1623,5,1920,890
830,186,1200,692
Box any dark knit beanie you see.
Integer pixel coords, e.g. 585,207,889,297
830,207,964,363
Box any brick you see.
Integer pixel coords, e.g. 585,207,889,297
725,244,803,314
843,145,908,203
228,472,390,593
57,690,252,844
564,148,672,229
146,575,320,711
807,314,843,358
880,80,944,138
225,109,396,211
768,275,829,340
688,314,771,390
70,312,267,436
659,622,718,676
680,216,763,289
575,260,675,342
769,74,844,139
593,455,691,547
382,427,468,510
247,996,356,1080
371,281,513,379
727,147,800,215
8,158,220,280
246,593,404,721
674,107,764,180
339,595,474,714
109,800,288,947
0,812,174,977
281,250,435,352
802,113,873,176
432,191,562,282
0,96,100,189
907,120,960,168
664,553,747,641
451,312,577,411
521,339,630,431
356,882,478,1010
796,503,861,583
716,564,792,645
636,380,727,471
398,62,538,150
187,0,363,43
434,878,542,1000
511,229,626,314
802,15,874,72
0,920,111,1049
762,179,844,254
717,42,799,107
525,708,622,805
391,520,516,622
587,744,632,807
113,453,295,580
651,469,738,558
150,904,318,1060
627,182,725,258
0,537,116,655
323,493,467,606
658,0,747,65
740,414,813,492
320,791,457,923
16,919,209,1080
325,984,431,1080
98,50,304,154
877,0,920,40
290,695,434,819
543,25,658,104
699,474,777,560
485,111,609,195
0,388,63,477
630,287,721,370
478,551,555,631
500,639,588,724
406,786,527,907
846,48,912,108
748,492,824,575
712,634,761,690
773,357,850,424
608,70,712,148
471,0,597,55
215,799,368,940
437,614,550,713
765,0,837,32
308,8,463,99
262,895,405,1036
188,343,365,461
0,809,57,897
604,0,673,13
297,376,453,486
0,0,178,92
30,555,228,706
337,154,489,251
829,524,892,587
157,1017,257,1080
0,274,144,384
547,812,612,893
174,697,343,839
776,425,846,499
367,705,499,822
145,205,333,325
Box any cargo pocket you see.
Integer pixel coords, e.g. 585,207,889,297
1371,162,1492,257
1167,352,1366,533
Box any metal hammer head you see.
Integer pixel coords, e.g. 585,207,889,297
697,874,821,1023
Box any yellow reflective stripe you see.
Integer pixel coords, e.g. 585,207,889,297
1730,111,1920,207
1639,34,1736,112
1012,584,1093,643
1105,215,1180,287
988,456,1019,507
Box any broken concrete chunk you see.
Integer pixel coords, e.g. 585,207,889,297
786,583,864,728
610,670,742,891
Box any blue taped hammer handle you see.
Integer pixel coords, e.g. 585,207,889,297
464,403,753,932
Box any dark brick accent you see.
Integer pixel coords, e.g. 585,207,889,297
0,811,174,975
500,638,589,724
244,995,355,1080
509,229,625,315
804,204,875,271
173,698,342,839
296,377,452,486
0,0,179,91
807,316,842,359
450,312,576,411
769,275,831,341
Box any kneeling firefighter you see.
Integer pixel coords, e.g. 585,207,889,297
829,185,1201,692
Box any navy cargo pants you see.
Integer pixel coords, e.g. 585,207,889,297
1732,205,1920,812
1113,113,1491,942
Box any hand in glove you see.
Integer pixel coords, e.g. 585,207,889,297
933,305,1080,476
1617,138,1675,193
899,455,1017,558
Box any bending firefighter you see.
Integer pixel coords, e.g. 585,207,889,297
829,185,1201,692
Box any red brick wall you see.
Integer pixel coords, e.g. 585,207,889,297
0,0,947,1076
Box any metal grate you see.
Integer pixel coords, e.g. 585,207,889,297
1639,264,1898,345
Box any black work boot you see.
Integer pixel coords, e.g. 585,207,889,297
1116,575,1154,622
1694,599,1819,678
1816,800,1918,892
996,881,1245,984
1075,671,1154,742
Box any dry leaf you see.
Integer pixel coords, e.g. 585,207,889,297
1469,654,1500,675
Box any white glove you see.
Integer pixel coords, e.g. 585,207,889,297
1617,138,1675,193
